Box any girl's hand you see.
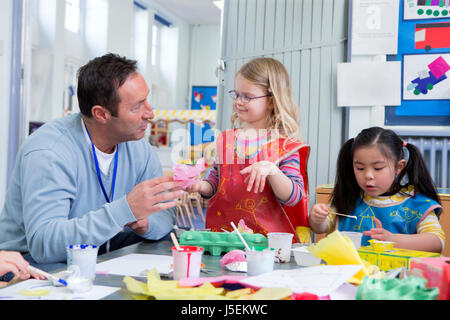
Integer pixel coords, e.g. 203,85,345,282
185,181,204,193
0,251,30,278
240,161,280,193
309,203,330,226
363,217,393,241
0,251,44,280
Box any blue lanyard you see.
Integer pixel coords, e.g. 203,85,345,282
85,127,118,203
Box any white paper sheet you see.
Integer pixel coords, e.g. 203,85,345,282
351,0,399,55
95,253,173,277
240,265,362,297
337,61,401,106
0,279,119,300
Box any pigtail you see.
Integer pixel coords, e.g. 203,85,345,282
403,143,441,213
331,138,360,214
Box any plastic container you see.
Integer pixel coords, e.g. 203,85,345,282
245,248,275,276
369,239,395,252
267,232,293,263
341,231,363,249
172,245,204,280
292,246,322,267
179,231,268,256
66,244,99,280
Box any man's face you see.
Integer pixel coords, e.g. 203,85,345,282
109,72,153,142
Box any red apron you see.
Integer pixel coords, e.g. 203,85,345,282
205,129,310,242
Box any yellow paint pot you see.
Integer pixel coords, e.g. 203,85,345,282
369,239,395,252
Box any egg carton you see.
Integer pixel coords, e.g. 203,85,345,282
179,231,268,256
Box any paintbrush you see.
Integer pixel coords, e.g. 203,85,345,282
170,232,182,251
27,265,68,286
230,221,252,251
328,209,357,220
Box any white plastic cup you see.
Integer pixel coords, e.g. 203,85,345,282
245,249,275,276
66,244,99,280
172,246,204,280
267,232,294,263
341,231,363,249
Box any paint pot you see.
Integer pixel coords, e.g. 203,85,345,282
341,231,363,250
267,232,294,263
66,244,99,280
245,248,275,276
172,246,204,280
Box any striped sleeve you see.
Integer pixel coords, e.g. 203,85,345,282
416,211,446,252
204,163,219,196
278,152,304,206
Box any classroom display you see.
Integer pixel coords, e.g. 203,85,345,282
386,0,450,125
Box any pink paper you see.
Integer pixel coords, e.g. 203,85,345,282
173,158,206,188
238,219,253,233
428,56,450,79
220,250,246,268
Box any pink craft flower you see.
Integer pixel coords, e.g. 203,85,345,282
173,158,206,188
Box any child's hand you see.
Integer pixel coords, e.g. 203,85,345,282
309,203,330,226
363,217,393,241
240,161,280,193
185,181,203,193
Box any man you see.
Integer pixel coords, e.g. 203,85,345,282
0,54,184,277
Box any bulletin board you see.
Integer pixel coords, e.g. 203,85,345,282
385,0,450,126
189,86,217,145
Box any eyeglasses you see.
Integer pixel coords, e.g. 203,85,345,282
228,90,271,104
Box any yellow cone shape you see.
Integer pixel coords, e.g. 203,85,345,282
307,230,373,284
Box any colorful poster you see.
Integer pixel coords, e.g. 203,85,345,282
403,53,450,100
385,0,450,125
404,0,450,20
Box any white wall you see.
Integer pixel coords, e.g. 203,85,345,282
0,0,13,209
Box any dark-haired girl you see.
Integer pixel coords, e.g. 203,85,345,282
309,127,444,253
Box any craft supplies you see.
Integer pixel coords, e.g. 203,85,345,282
341,231,363,249
267,232,293,263
356,276,439,300
171,245,204,280
245,248,275,276
291,246,322,267
230,221,251,251
66,244,99,280
307,230,373,285
220,250,247,272
368,239,395,252
179,230,268,256
27,265,68,287
173,158,206,188
357,246,440,272
410,257,450,295
328,210,357,220
170,232,181,250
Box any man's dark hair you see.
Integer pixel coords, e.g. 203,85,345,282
77,53,138,117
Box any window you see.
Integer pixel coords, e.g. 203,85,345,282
132,2,149,72
152,23,160,66
65,0,81,33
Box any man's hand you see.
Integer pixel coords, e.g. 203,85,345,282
126,176,185,221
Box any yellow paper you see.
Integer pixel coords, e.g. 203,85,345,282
307,230,371,284
123,268,226,300
225,288,252,298
19,289,51,297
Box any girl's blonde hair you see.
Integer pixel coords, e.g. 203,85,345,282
231,57,301,140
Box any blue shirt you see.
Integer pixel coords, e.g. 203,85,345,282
338,186,441,246
0,113,175,263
